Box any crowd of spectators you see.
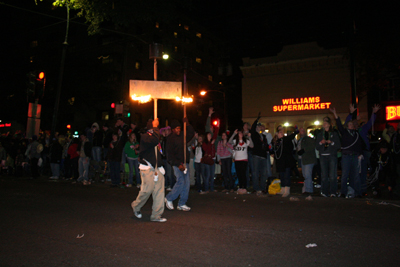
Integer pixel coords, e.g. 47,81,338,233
1,104,399,200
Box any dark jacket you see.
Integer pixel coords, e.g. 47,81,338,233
77,140,92,158
272,132,297,172
138,128,163,168
250,119,268,158
315,130,341,156
49,140,63,164
345,113,376,151
336,117,363,155
92,130,104,147
103,129,113,148
107,138,124,162
296,136,316,165
117,124,129,145
166,124,195,167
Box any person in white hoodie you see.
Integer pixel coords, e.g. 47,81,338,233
229,129,254,194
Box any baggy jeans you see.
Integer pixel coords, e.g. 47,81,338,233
131,168,165,220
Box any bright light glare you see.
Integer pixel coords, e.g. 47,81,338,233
200,91,206,96
284,122,289,127
163,54,169,60
131,94,152,103
176,96,193,103
314,120,320,125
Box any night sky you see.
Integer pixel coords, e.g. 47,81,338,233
1,0,399,129
193,0,399,57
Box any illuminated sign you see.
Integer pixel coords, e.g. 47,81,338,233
0,123,11,128
273,96,331,112
386,106,400,121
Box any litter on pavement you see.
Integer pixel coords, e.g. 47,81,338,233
305,243,317,248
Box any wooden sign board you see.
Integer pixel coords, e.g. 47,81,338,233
129,80,182,100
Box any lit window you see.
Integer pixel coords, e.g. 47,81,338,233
196,32,202,38
174,32,178,38
196,57,202,64
155,22,159,28
174,46,178,52
135,61,141,70
184,25,189,30
208,75,213,81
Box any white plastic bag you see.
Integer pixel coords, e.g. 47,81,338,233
38,157,43,167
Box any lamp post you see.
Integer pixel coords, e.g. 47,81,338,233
149,43,168,118
200,89,227,130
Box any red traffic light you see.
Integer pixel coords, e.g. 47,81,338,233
111,103,115,108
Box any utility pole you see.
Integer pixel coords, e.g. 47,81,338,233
51,1,70,140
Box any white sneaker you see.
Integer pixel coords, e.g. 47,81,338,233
151,217,167,222
177,205,191,211
134,210,142,219
165,198,174,210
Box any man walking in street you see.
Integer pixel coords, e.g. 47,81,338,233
165,118,195,211
131,118,167,222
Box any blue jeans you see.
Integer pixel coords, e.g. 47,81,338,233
301,161,314,193
127,158,140,185
92,146,102,162
221,158,233,190
162,159,175,188
320,154,338,195
109,160,121,185
341,154,361,196
202,163,215,191
78,157,90,181
50,163,60,177
246,151,254,187
121,150,126,172
280,167,291,187
360,150,371,194
252,155,270,191
194,162,203,191
103,148,109,161
166,164,190,206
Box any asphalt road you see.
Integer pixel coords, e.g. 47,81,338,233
1,176,399,267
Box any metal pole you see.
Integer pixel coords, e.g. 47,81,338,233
51,2,69,140
183,64,188,163
154,58,158,119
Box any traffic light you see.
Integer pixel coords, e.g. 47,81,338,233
111,103,115,109
27,70,46,100
212,119,219,127
123,100,130,117
66,124,71,129
35,71,45,99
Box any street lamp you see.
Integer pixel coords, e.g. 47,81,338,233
149,43,169,118
200,89,227,130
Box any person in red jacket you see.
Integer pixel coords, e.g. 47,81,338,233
67,138,80,180
201,108,219,194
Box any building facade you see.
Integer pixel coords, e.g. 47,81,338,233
240,42,368,135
